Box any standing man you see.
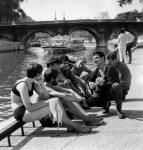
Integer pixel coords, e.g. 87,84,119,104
117,29,129,64
126,31,134,64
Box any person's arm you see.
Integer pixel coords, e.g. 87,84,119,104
104,65,120,90
119,65,132,87
67,88,85,101
83,66,92,73
51,85,84,101
52,85,70,93
34,78,50,99
88,68,98,90
47,87,81,102
57,71,71,86
18,82,49,112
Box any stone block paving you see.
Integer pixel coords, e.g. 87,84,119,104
0,48,143,150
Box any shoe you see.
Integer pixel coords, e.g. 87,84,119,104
128,62,131,64
102,101,111,114
117,112,125,119
80,100,90,110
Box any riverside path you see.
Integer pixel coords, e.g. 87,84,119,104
0,48,143,150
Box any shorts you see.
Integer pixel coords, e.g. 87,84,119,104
13,105,26,122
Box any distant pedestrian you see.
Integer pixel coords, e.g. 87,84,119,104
126,31,134,64
117,29,129,64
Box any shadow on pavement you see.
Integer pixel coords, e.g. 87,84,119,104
125,98,143,102
124,109,143,121
13,126,99,150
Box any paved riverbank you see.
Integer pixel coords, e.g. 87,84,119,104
0,48,143,150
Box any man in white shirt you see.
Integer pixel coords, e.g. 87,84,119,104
126,32,134,64
117,29,129,64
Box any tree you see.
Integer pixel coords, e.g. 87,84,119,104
0,0,27,23
118,0,143,7
115,11,139,20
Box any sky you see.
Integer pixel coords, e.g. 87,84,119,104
21,0,143,21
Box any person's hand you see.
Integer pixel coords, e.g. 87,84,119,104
58,82,65,87
80,89,85,97
95,77,104,86
89,82,95,89
78,97,85,101
64,79,71,85
36,77,44,84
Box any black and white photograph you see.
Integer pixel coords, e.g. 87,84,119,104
0,0,143,149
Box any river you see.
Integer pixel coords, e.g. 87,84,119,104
0,43,111,122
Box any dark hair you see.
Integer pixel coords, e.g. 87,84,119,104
93,51,105,61
26,62,43,78
106,51,117,60
44,68,59,83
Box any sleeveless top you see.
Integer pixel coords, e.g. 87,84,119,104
12,81,34,97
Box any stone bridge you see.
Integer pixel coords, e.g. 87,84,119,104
0,19,143,49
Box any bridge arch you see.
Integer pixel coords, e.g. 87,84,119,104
21,30,54,46
1,20,143,52
68,27,100,42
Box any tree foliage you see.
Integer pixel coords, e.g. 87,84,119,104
118,0,143,7
115,11,140,20
0,0,27,23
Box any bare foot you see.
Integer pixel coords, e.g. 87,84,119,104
86,114,103,124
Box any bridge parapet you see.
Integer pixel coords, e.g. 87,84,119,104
0,20,143,51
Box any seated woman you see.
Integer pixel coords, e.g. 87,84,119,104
43,68,103,125
11,61,92,133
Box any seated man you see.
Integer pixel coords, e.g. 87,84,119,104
43,68,103,125
71,57,92,81
46,56,75,88
88,51,125,119
106,51,132,101
46,56,90,109
59,55,91,98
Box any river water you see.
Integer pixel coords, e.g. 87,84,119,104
0,44,105,97
0,44,111,121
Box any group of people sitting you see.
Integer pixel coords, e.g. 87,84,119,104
11,50,131,133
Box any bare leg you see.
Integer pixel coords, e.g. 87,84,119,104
56,98,92,133
61,99,103,125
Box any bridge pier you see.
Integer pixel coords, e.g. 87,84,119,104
96,39,108,54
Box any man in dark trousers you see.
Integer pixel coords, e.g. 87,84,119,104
107,51,132,101
126,31,134,64
88,51,125,119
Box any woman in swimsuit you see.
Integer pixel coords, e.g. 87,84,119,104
11,61,92,133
